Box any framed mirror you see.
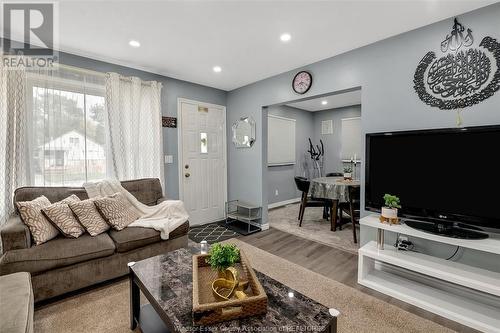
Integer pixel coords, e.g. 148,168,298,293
232,116,256,148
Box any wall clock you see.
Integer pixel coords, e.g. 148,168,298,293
292,71,312,94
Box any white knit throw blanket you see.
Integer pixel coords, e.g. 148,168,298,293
83,180,189,240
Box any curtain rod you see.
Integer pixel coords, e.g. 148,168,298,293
54,63,160,87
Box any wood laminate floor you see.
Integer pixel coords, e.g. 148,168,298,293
239,227,479,333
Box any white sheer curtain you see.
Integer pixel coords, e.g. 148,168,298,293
0,66,30,225
0,64,164,226
0,64,107,225
105,73,164,187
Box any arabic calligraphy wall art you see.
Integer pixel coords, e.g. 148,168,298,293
413,18,500,110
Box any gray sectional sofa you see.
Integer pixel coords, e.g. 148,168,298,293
0,178,189,302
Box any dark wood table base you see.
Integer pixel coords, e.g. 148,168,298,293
330,199,338,232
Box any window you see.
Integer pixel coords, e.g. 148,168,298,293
341,117,362,161
28,69,107,186
200,132,208,154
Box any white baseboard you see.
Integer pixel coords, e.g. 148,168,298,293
268,197,301,209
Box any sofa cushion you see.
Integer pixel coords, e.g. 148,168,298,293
0,272,33,333
108,227,160,253
0,233,115,275
93,193,140,231
16,196,59,245
69,199,110,236
108,221,190,253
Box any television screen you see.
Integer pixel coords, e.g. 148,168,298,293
365,125,500,230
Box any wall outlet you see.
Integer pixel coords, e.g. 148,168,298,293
275,189,279,196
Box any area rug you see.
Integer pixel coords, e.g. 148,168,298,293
188,221,238,244
34,239,455,333
269,203,360,254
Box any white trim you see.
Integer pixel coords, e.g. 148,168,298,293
342,116,361,121
268,197,301,209
267,114,296,122
177,98,227,221
268,163,295,167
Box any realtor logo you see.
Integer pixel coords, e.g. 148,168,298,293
1,2,59,69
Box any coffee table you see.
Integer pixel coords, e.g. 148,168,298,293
129,246,338,333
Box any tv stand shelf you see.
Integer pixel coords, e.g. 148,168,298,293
359,215,500,333
360,215,500,254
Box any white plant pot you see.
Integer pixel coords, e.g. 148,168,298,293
344,173,352,179
381,207,398,219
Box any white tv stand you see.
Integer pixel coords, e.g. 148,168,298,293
359,215,500,333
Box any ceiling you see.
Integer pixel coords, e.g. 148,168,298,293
286,90,361,112
4,1,497,91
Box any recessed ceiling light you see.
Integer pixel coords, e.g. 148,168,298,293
128,40,140,48
280,33,291,42
213,66,222,73
321,100,328,105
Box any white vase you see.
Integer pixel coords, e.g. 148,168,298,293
344,172,352,179
381,207,398,219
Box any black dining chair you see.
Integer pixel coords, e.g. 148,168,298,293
326,172,343,177
339,185,361,243
294,176,334,227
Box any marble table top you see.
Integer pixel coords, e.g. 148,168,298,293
310,177,360,202
131,245,335,333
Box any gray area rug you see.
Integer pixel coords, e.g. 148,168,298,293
269,203,359,254
34,239,455,333
188,221,238,244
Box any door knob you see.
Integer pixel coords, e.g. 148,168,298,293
185,172,191,178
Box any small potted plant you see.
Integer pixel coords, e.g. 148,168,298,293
206,243,240,278
343,166,353,180
382,194,401,219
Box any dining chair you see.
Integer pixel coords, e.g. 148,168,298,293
339,185,361,243
294,176,333,227
326,172,343,177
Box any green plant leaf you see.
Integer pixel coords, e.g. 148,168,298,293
205,243,240,271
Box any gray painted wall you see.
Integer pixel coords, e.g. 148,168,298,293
313,105,362,176
54,51,227,199
267,105,314,205
227,4,500,269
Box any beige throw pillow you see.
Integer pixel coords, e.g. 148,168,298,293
69,199,110,236
42,195,84,238
16,196,59,245
59,194,81,204
93,193,140,231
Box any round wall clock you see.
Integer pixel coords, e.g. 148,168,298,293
292,71,312,94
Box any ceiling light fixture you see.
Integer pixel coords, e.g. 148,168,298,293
128,40,141,48
280,33,291,42
213,66,222,73
321,100,328,105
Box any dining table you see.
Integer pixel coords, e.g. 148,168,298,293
310,176,361,231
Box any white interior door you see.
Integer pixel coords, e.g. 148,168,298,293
179,99,226,226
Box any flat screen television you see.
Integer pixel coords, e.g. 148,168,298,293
365,125,500,239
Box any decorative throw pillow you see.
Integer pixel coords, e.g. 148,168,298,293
42,195,84,238
59,194,81,204
93,193,141,231
16,196,59,245
69,199,110,236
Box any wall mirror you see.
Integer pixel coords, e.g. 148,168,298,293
232,116,256,148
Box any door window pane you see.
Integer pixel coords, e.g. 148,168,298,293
200,132,208,154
